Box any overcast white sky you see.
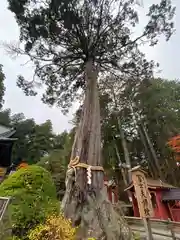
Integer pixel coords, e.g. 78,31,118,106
0,0,179,134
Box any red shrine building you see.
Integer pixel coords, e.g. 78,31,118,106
104,176,118,204
125,177,180,222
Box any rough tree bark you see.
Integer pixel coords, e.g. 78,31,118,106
62,60,133,240
130,101,163,180
111,88,132,183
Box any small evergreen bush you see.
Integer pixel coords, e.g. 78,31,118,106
0,165,59,237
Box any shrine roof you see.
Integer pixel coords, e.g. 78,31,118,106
124,178,175,191
0,125,16,139
162,188,180,201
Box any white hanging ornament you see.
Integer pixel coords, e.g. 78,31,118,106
87,166,92,185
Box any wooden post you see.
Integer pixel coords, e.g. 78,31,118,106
143,218,153,240
0,197,11,240
130,166,153,218
168,218,176,240
130,166,154,240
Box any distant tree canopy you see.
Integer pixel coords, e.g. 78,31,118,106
0,77,178,187
0,108,71,164
37,130,74,199
99,77,180,185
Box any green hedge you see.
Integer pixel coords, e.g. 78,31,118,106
0,165,59,238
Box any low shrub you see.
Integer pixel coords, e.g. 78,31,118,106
0,165,59,238
133,232,141,240
28,215,76,240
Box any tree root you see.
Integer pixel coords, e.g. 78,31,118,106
62,169,133,240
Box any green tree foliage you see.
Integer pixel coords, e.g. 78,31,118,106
11,115,36,162
134,78,180,182
7,0,175,111
27,120,54,163
0,109,11,126
0,109,61,163
38,150,66,200
0,165,59,238
37,130,74,199
136,78,180,144
99,78,180,185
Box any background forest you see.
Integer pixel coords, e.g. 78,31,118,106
1,63,180,202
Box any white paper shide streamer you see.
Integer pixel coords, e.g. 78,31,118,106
87,166,92,185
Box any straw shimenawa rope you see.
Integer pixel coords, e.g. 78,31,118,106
68,156,104,172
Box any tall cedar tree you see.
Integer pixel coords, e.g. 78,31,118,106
7,0,175,239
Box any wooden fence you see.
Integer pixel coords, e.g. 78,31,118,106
0,197,11,240
125,216,180,239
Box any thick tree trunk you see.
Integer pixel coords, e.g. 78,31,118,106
140,123,164,179
62,60,133,240
114,142,128,186
138,124,157,178
111,87,132,183
129,102,161,179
